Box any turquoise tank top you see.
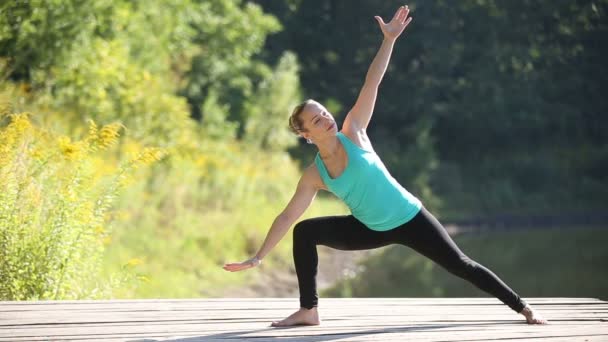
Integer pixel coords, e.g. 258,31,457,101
314,132,422,231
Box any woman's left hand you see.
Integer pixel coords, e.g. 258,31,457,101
222,256,262,272
375,5,413,41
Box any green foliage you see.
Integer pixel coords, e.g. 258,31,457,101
242,52,301,150
1,0,196,145
1,0,296,149
182,0,284,136
0,0,107,79
419,0,608,215
0,0,197,78
49,37,196,146
199,89,239,139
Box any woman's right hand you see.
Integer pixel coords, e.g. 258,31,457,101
222,256,262,272
374,5,412,41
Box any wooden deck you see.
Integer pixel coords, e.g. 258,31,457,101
1,297,607,341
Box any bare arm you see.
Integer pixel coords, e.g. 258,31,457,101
223,166,320,272
253,170,318,260
343,6,412,133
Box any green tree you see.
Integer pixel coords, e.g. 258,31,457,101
1,0,301,148
242,52,301,150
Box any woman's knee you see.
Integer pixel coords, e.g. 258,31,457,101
293,219,318,241
444,254,478,277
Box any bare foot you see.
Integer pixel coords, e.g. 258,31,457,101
519,304,549,324
270,307,321,327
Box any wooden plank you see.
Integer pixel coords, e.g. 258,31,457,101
1,324,607,342
1,321,606,339
0,297,603,306
2,310,605,326
2,308,606,325
2,310,606,326
1,302,606,317
1,298,604,313
0,298,606,341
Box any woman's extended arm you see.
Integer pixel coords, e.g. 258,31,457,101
222,166,319,272
343,5,412,133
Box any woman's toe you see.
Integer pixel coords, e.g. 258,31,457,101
271,320,285,327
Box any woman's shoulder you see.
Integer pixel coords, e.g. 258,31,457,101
302,162,327,191
339,127,375,152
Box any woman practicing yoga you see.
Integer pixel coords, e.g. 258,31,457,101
223,5,548,327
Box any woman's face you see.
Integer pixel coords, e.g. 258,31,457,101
299,101,337,142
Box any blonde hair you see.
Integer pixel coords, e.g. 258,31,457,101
288,99,315,134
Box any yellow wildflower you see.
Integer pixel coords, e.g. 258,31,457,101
137,275,150,283
97,123,123,149
9,113,32,133
87,119,98,139
102,236,112,245
18,82,32,94
195,155,208,168
126,258,143,267
28,147,44,160
57,135,83,160
131,147,166,167
94,226,105,235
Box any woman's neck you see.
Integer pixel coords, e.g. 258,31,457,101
317,134,341,159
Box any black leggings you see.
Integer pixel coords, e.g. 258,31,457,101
292,206,527,313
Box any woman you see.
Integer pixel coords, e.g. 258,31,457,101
223,5,548,327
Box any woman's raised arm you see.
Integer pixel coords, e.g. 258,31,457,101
343,5,412,133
